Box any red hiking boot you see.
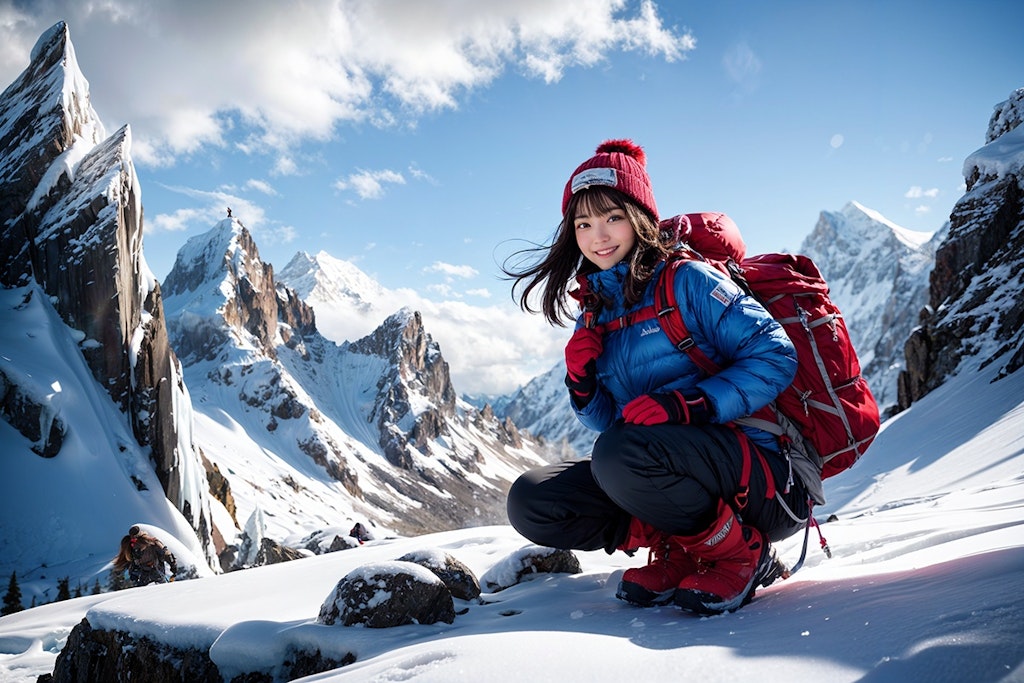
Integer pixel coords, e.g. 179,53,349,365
614,518,698,607
673,501,787,615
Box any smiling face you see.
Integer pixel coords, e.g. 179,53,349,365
573,193,637,270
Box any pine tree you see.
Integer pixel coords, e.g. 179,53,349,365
109,568,128,592
56,577,71,601
91,579,102,595
2,572,23,616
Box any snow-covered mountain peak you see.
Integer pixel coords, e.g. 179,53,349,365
0,21,104,197
163,218,250,297
1,21,220,590
844,200,934,249
162,216,287,364
280,250,387,305
278,250,391,346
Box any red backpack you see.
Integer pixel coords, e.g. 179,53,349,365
600,212,880,505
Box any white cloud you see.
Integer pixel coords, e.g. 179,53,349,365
408,164,437,184
0,1,692,166
427,283,457,297
334,169,406,200
271,156,299,176
905,186,940,199
144,185,269,238
245,179,277,196
426,262,479,279
146,207,205,234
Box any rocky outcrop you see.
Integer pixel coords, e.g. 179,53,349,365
479,546,582,593
0,22,215,560
0,340,66,457
898,88,1024,409
348,308,458,468
397,549,482,601
50,617,353,683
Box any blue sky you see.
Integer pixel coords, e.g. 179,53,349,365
1,1,1022,391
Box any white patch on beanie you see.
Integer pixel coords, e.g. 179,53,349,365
571,167,618,194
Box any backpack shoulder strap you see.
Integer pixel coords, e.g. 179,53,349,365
655,257,722,377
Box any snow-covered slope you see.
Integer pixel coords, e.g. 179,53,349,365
2,353,1021,682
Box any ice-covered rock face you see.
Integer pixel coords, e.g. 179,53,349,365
898,88,1024,410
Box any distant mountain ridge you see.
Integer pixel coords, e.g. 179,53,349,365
799,200,941,413
162,217,548,561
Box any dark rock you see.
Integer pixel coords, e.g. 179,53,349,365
318,561,457,627
397,549,482,601
0,359,65,457
480,546,582,593
51,618,220,683
49,617,352,683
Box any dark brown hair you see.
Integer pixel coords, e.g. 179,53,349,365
112,535,133,572
504,186,672,326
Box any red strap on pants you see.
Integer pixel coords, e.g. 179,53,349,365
732,427,775,512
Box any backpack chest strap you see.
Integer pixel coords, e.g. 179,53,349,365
595,306,659,334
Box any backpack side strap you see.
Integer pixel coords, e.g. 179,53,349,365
654,259,722,377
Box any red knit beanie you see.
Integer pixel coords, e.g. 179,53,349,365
561,139,658,221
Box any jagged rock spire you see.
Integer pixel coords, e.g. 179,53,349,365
0,22,217,566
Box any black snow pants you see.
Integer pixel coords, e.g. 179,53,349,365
507,421,809,554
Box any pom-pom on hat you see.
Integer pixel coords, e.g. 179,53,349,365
562,139,658,221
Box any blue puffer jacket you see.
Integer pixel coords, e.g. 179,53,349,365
572,257,798,452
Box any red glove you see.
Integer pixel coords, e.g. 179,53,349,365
565,326,603,381
622,390,712,426
565,326,603,407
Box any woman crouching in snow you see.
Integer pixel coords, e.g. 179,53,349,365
503,139,808,615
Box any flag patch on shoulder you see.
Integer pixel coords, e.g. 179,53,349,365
710,282,735,306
